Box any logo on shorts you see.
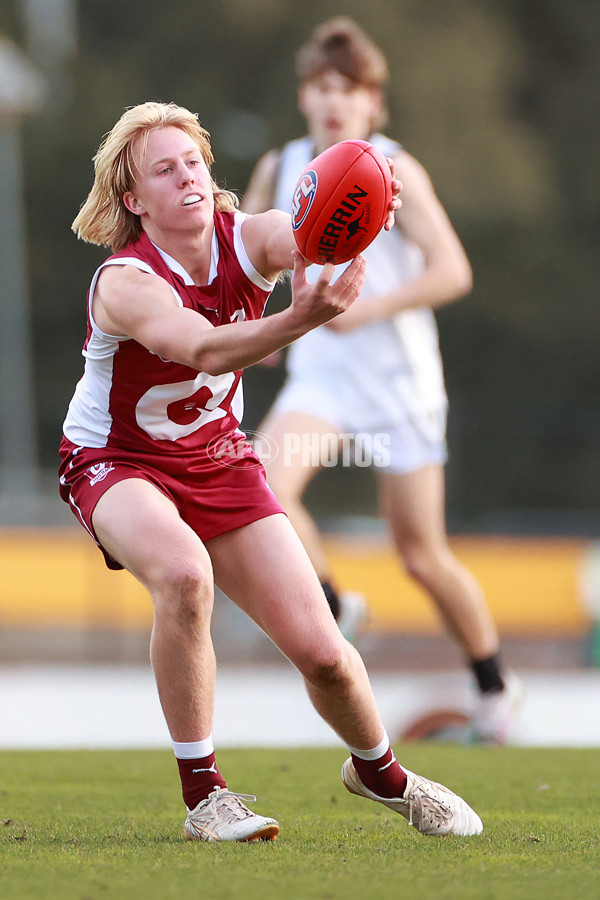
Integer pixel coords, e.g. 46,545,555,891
84,462,115,487
291,170,318,230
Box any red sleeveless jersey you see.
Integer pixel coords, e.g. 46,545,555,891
62,211,274,459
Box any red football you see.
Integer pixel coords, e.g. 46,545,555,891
291,139,393,265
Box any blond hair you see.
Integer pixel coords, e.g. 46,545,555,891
72,101,238,252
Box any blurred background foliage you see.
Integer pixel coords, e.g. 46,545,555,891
1,0,598,532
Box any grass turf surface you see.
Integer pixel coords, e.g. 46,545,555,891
1,746,599,900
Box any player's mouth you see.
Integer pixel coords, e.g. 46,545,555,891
183,194,203,206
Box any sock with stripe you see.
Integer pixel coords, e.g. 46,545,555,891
349,732,408,799
172,737,227,810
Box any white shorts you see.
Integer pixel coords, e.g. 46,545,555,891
269,377,448,476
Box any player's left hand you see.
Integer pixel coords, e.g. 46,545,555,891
289,251,366,328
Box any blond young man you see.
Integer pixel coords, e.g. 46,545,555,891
59,100,482,841
243,18,521,743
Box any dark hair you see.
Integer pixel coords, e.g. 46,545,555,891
295,17,389,90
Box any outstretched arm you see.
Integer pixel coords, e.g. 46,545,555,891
93,251,365,376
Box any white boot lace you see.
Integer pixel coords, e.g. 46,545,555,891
203,789,259,824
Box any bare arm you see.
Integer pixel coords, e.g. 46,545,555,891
94,252,365,376
326,149,472,332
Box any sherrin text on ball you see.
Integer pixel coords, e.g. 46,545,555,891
291,139,393,265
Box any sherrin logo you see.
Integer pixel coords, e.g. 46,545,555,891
291,170,318,230
315,184,369,264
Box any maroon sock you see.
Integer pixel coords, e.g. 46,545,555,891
351,746,408,799
176,752,227,810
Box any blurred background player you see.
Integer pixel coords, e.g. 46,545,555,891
242,17,522,744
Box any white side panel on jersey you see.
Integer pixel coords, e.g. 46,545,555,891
63,257,185,448
233,212,276,293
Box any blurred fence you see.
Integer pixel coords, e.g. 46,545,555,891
1,525,598,669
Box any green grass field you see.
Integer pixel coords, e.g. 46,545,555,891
1,746,599,900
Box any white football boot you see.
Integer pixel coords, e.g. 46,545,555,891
337,591,369,643
472,672,524,745
184,788,280,842
341,758,483,836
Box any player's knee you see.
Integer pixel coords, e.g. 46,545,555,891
303,642,355,691
401,541,446,585
153,559,213,624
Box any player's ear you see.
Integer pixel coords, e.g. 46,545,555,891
123,192,145,215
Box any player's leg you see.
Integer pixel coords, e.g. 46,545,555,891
91,478,279,840
377,464,522,741
378,464,499,658
207,512,482,835
92,478,217,742
207,512,380,748
259,408,367,636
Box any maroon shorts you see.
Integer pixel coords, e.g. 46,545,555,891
58,437,284,570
